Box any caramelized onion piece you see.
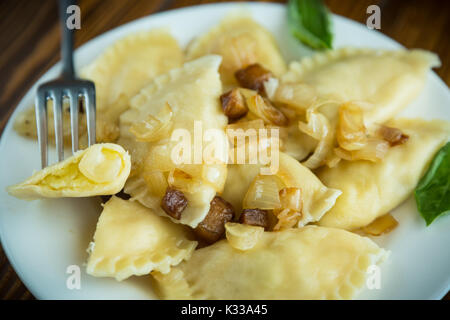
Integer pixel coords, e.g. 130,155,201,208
243,174,281,210
273,187,303,231
129,103,173,142
225,222,263,251
241,89,288,126
335,102,391,162
336,102,367,151
167,168,201,193
220,88,248,121
161,187,188,220
335,137,389,162
279,187,302,212
273,209,301,231
378,125,409,146
194,196,235,244
360,213,399,236
299,109,334,169
235,63,273,95
298,110,329,140
239,209,270,231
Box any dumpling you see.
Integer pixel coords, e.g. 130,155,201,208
317,118,450,230
13,101,87,148
86,196,197,281
283,48,440,125
119,55,228,228
186,14,287,88
14,30,184,145
221,152,341,226
7,143,130,200
276,152,341,226
81,29,184,142
152,225,388,299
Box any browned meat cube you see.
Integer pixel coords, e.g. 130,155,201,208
220,88,248,120
378,125,409,146
239,208,270,230
161,187,188,220
234,63,272,95
194,196,235,244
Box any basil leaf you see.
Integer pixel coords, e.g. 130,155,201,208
287,0,333,50
414,142,450,226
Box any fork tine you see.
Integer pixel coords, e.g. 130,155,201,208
84,86,96,146
68,91,79,153
35,91,48,168
51,91,64,162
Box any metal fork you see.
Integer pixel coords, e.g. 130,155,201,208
35,0,95,168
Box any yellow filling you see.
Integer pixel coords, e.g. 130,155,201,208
39,145,124,190
79,146,123,183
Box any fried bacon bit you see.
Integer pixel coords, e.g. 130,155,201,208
194,196,235,244
239,209,270,231
378,125,409,146
161,187,188,220
360,213,399,236
220,88,248,121
235,63,273,95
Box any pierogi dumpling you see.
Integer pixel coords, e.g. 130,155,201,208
221,152,341,226
8,143,131,200
152,225,387,299
186,14,287,88
119,55,228,228
86,196,197,281
283,48,440,125
317,118,450,230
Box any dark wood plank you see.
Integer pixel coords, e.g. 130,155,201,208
0,0,449,300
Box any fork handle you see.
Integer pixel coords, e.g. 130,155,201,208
59,0,77,79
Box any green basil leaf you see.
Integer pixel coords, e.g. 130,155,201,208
414,142,450,226
287,0,333,50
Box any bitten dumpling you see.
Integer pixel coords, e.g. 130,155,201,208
7,143,131,200
283,48,440,125
317,118,450,230
86,196,197,281
152,225,387,299
119,55,228,228
186,14,287,88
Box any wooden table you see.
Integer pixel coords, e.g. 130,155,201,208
0,0,449,300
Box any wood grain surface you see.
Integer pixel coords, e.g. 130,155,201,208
0,0,449,300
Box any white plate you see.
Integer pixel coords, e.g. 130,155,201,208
0,2,449,300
